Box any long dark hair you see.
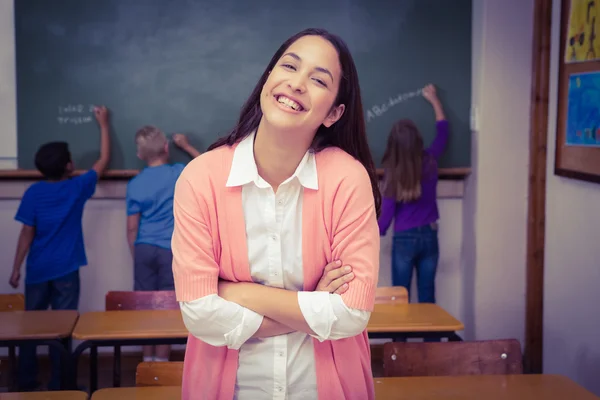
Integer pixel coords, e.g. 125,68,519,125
381,119,425,202
208,28,381,216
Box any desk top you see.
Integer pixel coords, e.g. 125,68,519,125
72,310,187,340
88,375,597,400
0,310,78,341
73,303,463,341
368,303,464,333
90,386,181,400
0,391,88,400
374,374,599,399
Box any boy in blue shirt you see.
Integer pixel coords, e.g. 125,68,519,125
9,106,111,391
126,126,200,362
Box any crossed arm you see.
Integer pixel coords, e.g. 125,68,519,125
172,166,380,349
178,263,369,349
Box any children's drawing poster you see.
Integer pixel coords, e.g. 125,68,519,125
566,72,600,147
565,0,600,63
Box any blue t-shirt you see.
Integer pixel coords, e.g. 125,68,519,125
126,163,185,250
15,170,98,284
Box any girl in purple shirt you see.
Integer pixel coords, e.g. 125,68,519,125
378,84,449,304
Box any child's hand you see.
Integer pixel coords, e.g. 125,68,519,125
9,269,20,289
172,133,190,149
422,84,439,104
94,106,109,126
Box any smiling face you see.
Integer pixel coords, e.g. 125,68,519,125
259,35,346,141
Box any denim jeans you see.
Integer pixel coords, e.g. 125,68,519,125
392,224,439,304
19,270,80,391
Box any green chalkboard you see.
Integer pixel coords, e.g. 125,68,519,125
15,0,471,171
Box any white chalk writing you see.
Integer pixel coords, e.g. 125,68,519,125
57,104,95,125
57,116,93,125
366,89,423,123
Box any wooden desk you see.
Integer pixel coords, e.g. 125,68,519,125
71,310,188,393
368,303,464,341
0,391,88,400
72,310,186,341
374,375,599,399
0,310,78,391
90,386,181,400
0,310,78,340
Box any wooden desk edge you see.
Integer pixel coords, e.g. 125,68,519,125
368,323,465,333
0,167,472,180
71,332,188,341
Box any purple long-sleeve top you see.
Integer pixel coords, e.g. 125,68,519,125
378,120,450,235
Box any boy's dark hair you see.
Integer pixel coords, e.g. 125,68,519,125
34,141,72,179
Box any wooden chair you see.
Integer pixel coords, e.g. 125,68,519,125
136,361,184,387
0,293,25,311
105,291,179,387
375,286,409,304
105,290,179,311
383,339,523,377
370,286,409,376
0,294,25,391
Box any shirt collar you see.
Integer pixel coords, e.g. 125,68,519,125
226,131,318,190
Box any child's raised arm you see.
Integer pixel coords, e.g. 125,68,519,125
173,134,201,158
423,84,445,121
91,106,111,176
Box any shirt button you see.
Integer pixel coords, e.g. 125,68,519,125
277,199,284,205
271,235,277,241
276,386,283,392
278,351,284,357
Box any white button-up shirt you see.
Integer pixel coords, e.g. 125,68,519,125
179,132,370,400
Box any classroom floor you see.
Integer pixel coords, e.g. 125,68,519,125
0,350,385,392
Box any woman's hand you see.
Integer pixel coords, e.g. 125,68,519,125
218,260,354,304
315,260,355,295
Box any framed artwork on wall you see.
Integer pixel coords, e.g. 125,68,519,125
556,0,600,183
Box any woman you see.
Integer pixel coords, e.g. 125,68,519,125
378,84,449,304
172,28,381,399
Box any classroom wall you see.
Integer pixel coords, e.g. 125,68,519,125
543,0,600,396
463,0,532,345
0,0,535,357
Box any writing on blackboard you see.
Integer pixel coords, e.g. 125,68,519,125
57,116,93,125
57,104,95,125
366,88,423,123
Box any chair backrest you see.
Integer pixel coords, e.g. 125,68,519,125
136,361,184,386
0,294,25,311
383,339,523,377
375,286,409,304
105,291,178,311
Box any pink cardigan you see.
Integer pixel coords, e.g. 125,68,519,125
172,142,380,400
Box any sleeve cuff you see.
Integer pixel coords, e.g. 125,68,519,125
223,307,264,350
298,291,337,342
15,215,34,227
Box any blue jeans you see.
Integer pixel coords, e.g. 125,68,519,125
19,270,80,391
392,224,439,303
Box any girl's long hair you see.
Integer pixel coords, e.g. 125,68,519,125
208,28,381,216
381,119,429,203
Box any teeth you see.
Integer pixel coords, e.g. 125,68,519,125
277,96,302,111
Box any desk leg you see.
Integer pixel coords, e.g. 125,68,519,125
90,346,98,392
8,345,17,391
113,345,121,387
